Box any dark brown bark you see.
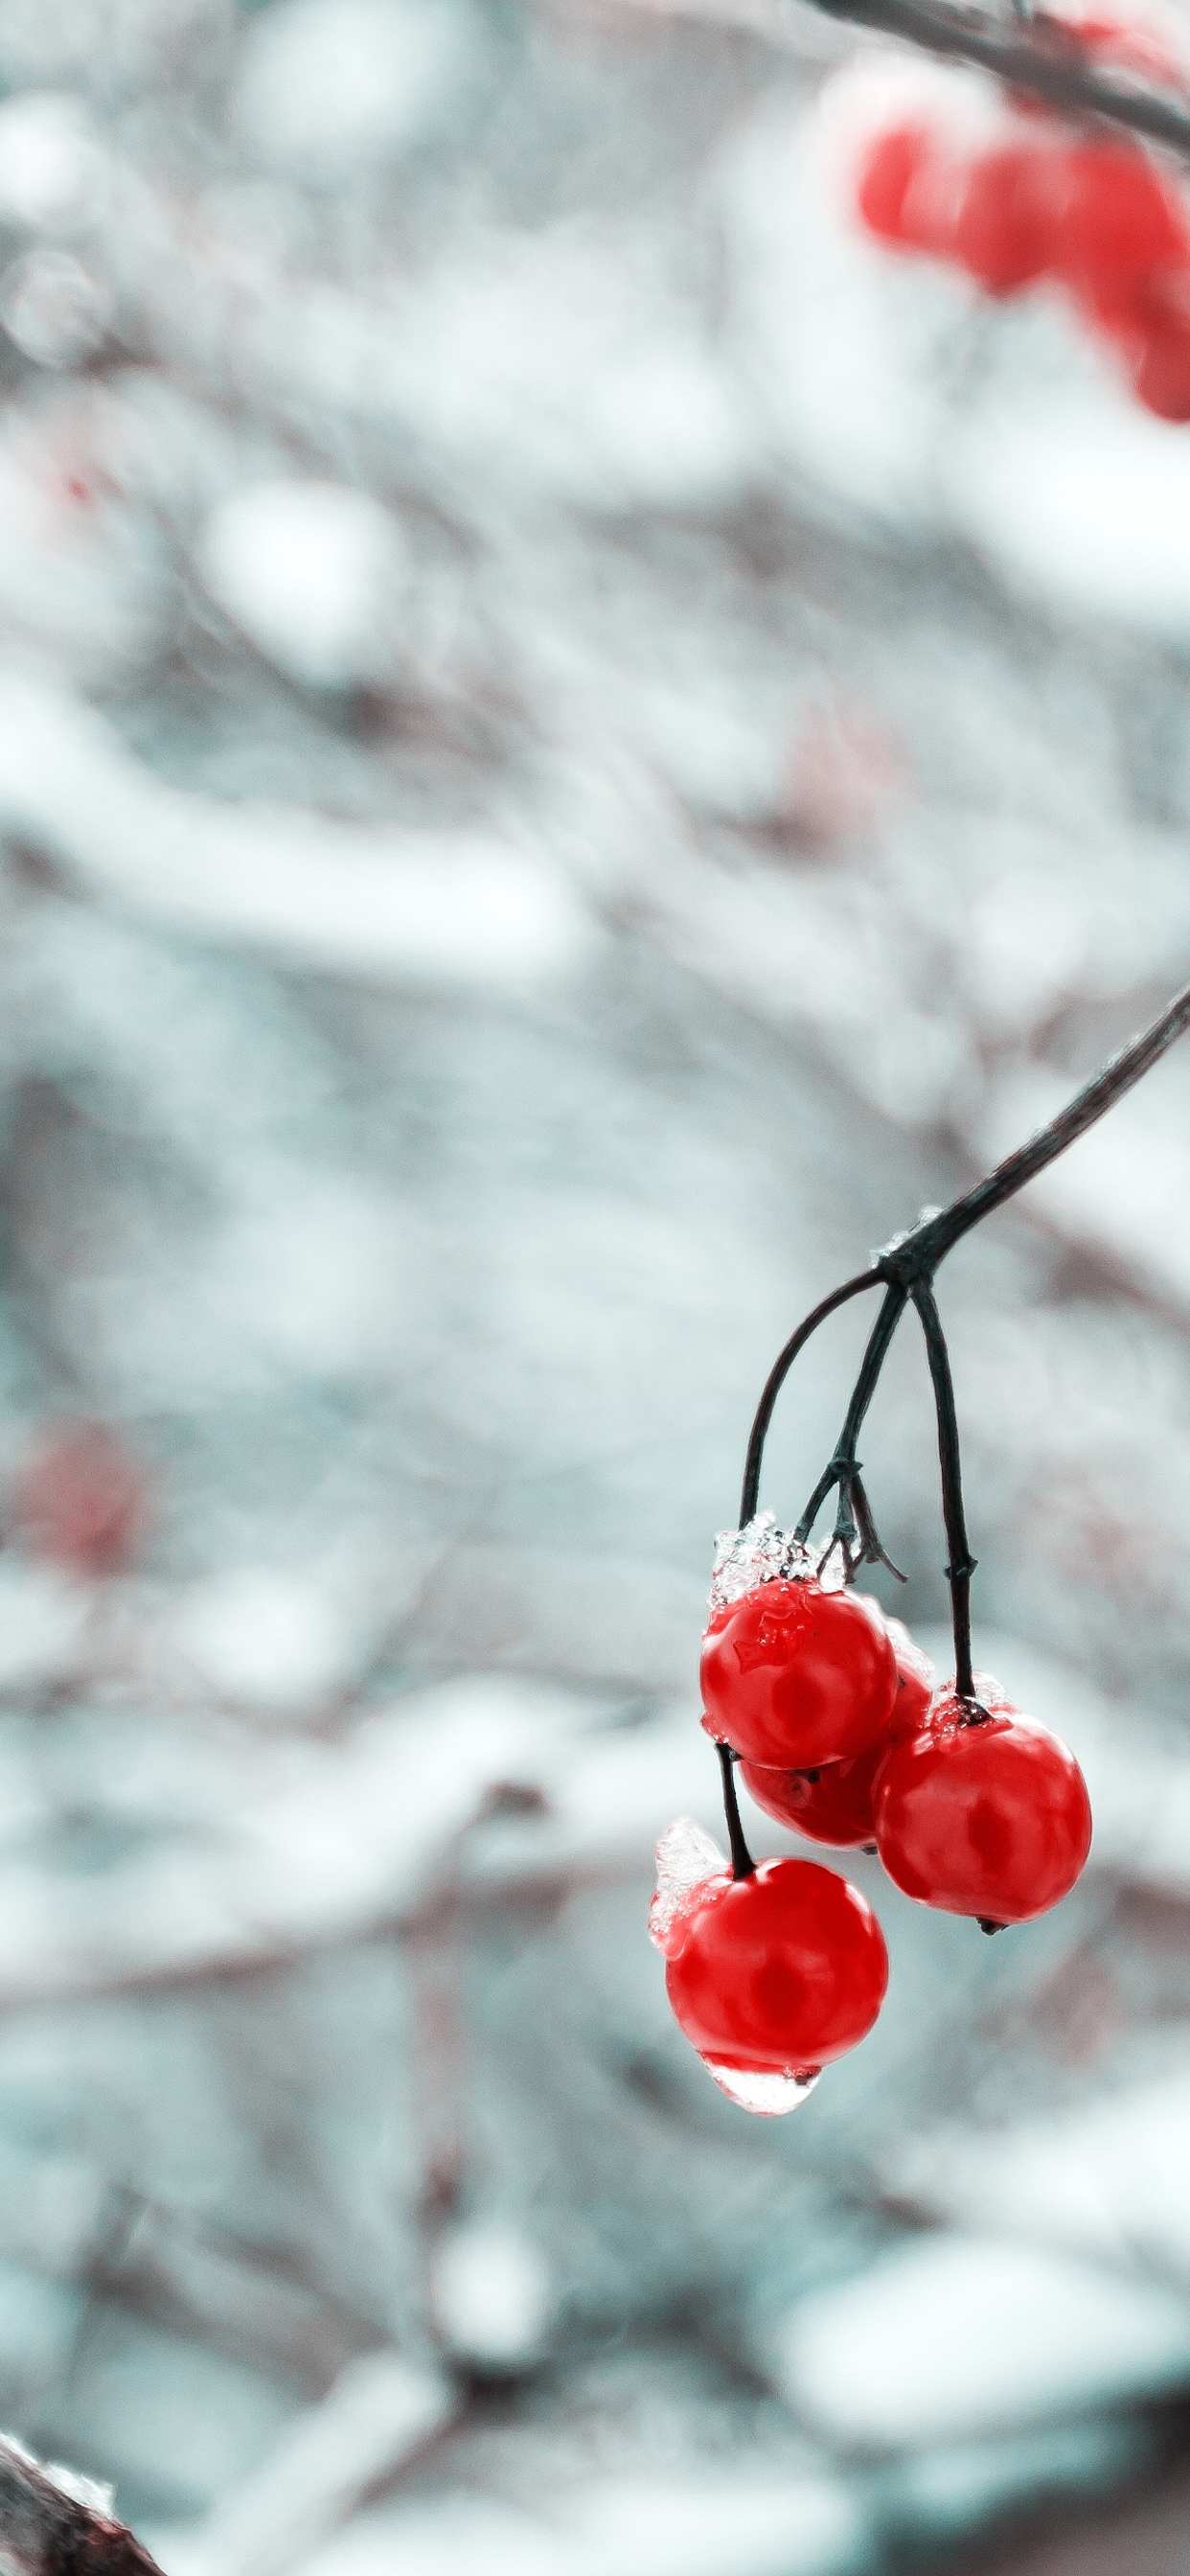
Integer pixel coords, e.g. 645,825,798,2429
0,2440,162,2576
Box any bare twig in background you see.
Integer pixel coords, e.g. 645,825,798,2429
812,0,1190,155
618,0,1190,158
171,2355,455,2576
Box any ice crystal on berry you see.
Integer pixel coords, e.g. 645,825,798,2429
701,2062,822,2116
708,1511,849,1617
648,1817,727,1959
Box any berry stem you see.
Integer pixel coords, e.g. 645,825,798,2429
717,1740,756,1880
740,976,1190,1638
911,1279,977,1707
739,1268,883,1527
812,0,1190,165
794,1281,908,1550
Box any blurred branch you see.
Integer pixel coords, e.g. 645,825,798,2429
812,0,1190,157
0,2435,162,2574
174,2356,455,2576
618,0,1190,162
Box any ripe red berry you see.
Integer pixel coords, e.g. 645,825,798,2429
950,144,1065,294
856,124,936,246
8,1420,148,1578
740,1615,934,1847
1131,315,1190,416
874,1683,1092,1925
1051,144,1188,284
701,1578,897,1770
663,1854,889,2078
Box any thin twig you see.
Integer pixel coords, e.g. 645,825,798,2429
795,1281,908,1548
739,1268,881,1526
812,0,1190,162
739,977,1190,1677
912,1279,978,1702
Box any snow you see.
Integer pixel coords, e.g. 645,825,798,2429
0,677,590,985
648,1814,726,1958
234,0,473,172
430,2220,553,2371
196,481,408,692
778,2234,1190,2446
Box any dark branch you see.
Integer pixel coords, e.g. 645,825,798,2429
0,2436,163,2576
744,976,1190,1523
812,0,1190,163
892,978,1190,1279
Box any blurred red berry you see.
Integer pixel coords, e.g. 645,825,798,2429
1051,143,1188,283
9,1420,149,1578
951,144,1064,293
700,1578,898,1769
1132,316,1190,414
664,1854,889,2071
874,1685,1092,1924
856,123,936,245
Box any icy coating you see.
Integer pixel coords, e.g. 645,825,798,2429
702,2063,822,2116
708,1510,848,1618
648,1816,728,1960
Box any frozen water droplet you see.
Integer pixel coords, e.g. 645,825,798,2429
709,1511,847,1616
649,1816,726,1958
935,1668,1014,1722
702,2061,822,2116
868,1205,944,1265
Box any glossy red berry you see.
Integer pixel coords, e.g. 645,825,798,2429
701,1578,897,1770
664,1854,888,2073
740,1616,934,1847
874,1684,1092,1925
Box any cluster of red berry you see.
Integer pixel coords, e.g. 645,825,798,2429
652,1522,1092,2115
855,12,1190,422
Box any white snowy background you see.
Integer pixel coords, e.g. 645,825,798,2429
2,0,1190,2569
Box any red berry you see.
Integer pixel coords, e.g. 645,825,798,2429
1051,144,1188,284
874,1684,1092,1925
701,1578,897,1769
740,1615,934,1847
856,124,935,246
950,145,1064,295
664,1854,888,2073
1132,315,1190,416
741,1743,883,1846
8,1420,148,1578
